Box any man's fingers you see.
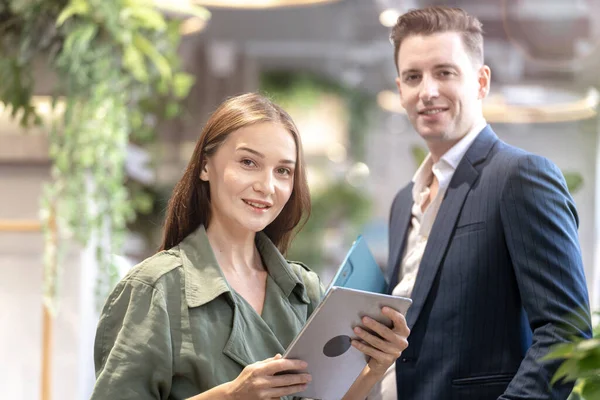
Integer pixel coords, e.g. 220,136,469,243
358,316,397,344
353,326,398,355
352,339,395,364
383,307,410,336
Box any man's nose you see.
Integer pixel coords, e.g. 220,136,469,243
419,76,439,103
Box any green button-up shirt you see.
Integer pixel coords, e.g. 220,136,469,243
91,225,324,400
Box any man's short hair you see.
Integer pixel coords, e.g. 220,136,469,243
390,6,484,73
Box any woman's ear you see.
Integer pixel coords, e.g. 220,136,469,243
200,162,209,182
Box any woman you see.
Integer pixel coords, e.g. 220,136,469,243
91,93,409,400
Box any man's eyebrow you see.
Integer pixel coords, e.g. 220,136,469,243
237,146,296,165
401,68,420,77
434,63,458,70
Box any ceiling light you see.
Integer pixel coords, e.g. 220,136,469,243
194,0,340,8
483,86,599,123
379,8,401,27
180,17,208,35
153,0,211,34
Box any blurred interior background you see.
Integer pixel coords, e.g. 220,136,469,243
1,0,600,398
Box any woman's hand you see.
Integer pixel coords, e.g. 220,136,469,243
225,354,311,400
351,307,410,376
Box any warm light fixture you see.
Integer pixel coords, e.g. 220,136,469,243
379,8,401,27
194,0,340,8
377,90,404,114
180,17,208,35
377,87,599,123
483,86,599,123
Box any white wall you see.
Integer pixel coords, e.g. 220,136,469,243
0,162,98,400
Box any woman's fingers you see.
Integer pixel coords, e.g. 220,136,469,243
264,383,309,398
260,358,308,376
269,372,312,388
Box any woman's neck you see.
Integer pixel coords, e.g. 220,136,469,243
205,219,263,274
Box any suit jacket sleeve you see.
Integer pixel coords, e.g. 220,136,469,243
498,154,592,399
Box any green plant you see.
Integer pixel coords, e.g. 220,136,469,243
544,315,600,400
287,180,372,272
261,70,375,161
0,0,207,310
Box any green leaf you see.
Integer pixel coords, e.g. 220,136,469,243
132,34,171,80
172,72,195,99
563,171,584,194
411,145,428,168
165,101,180,119
581,379,600,399
121,5,167,31
57,0,90,26
122,45,149,82
551,358,580,385
544,343,576,361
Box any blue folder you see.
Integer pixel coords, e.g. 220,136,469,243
327,235,388,294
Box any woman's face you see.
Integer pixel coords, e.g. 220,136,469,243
201,122,297,235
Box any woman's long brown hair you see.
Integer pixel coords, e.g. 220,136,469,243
159,92,311,255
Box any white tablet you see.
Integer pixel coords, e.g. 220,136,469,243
283,286,412,400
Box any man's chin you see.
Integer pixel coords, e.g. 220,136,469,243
417,128,447,141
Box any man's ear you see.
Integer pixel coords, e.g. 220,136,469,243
395,76,403,100
200,162,209,182
477,64,491,100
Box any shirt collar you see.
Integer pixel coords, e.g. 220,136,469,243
177,225,307,308
411,119,487,201
440,119,488,170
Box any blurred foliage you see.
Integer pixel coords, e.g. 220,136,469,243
0,0,206,310
261,70,376,161
411,144,428,167
287,180,372,272
544,313,600,400
563,172,584,194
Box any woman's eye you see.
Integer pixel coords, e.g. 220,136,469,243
277,167,291,176
241,159,256,167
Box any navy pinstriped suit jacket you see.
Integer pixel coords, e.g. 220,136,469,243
387,126,592,400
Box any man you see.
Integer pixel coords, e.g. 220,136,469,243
380,6,592,400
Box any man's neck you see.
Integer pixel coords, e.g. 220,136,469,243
427,118,485,163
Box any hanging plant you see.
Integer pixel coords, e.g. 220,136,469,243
0,0,209,311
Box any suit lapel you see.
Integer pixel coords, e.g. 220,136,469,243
406,126,498,329
387,185,414,294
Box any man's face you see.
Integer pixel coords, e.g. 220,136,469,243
395,31,490,152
